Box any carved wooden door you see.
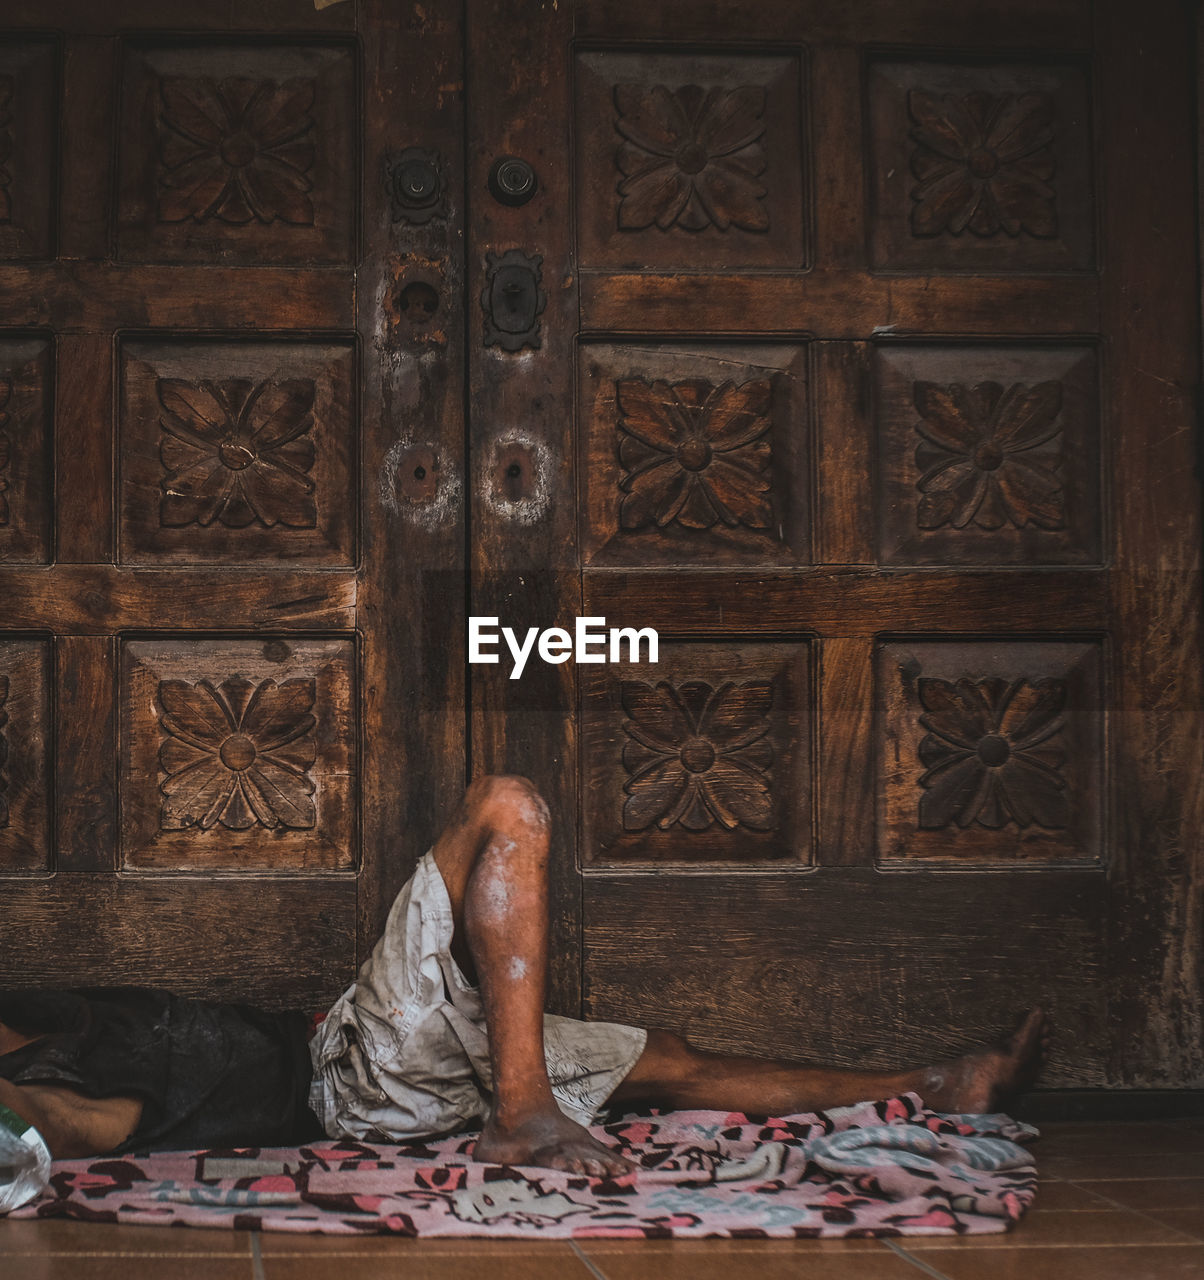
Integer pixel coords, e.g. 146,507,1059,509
0,0,465,1009
466,0,1203,1087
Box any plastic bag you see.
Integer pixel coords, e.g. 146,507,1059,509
0,1102,51,1213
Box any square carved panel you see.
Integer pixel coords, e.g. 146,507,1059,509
575,50,806,270
582,641,811,862
876,639,1103,865
120,637,356,870
0,638,52,873
119,339,356,565
874,343,1100,566
0,40,55,261
117,41,356,264
867,57,1094,272
579,344,808,566
0,337,51,565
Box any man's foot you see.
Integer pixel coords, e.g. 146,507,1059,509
921,1008,1049,1113
474,1106,635,1177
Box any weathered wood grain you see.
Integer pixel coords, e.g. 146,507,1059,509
575,0,1089,46
810,46,865,273
467,0,583,1013
0,639,52,873
54,636,116,873
582,868,1107,1085
354,0,469,960
815,637,874,866
0,567,355,632
0,338,53,565
585,569,1108,633
56,333,113,564
1100,0,1204,1086
0,267,354,332
1,876,357,1011
0,0,353,29
813,343,874,565
580,272,1099,338
60,38,114,261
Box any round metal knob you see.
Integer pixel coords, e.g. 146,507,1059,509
396,157,438,204
489,156,538,206
388,148,444,224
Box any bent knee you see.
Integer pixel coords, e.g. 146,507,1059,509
465,773,551,833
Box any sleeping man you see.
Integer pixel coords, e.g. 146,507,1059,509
0,775,1047,1177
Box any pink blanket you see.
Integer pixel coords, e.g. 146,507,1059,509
10,1093,1037,1238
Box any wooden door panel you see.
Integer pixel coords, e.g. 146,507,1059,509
118,337,357,566
872,342,1102,567
579,343,808,566
0,0,467,1012
866,55,1095,272
574,49,806,271
536,0,1200,1089
119,636,357,872
116,40,357,265
581,641,812,863
876,639,1104,866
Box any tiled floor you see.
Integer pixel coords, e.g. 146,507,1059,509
2,1120,1203,1279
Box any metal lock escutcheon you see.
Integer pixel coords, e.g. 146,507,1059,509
388,147,445,225
481,248,546,351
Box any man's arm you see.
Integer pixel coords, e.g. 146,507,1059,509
0,1076,142,1159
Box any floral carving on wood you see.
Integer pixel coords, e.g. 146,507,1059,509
616,378,773,531
0,378,11,526
157,676,318,831
913,380,1065,531
0,76,12,223
156,76,316,225
157,377,318,529
917,676,1069,831
0,675,8,828
614,83,768,232
621,679,775,832
908,89,1057,238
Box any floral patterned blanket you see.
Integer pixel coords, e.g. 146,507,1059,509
9,1094,1038,1238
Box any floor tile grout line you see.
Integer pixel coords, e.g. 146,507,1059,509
1060,1179,1204,1243
569,1239,611,1280
901,1243,1204,1251
882,1238,959,1280
251,1233,267,1280
0,1251,253,1258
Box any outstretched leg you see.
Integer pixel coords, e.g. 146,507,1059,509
430,774,633,1176
610,1010,1049,1117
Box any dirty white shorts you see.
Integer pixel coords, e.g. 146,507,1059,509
307,851,647,1141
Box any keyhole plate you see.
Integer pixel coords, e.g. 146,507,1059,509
481,248,546,351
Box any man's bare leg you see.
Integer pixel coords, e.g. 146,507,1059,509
610,1011,1049,1117
428,775,1045,1173
430,774,633,1176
